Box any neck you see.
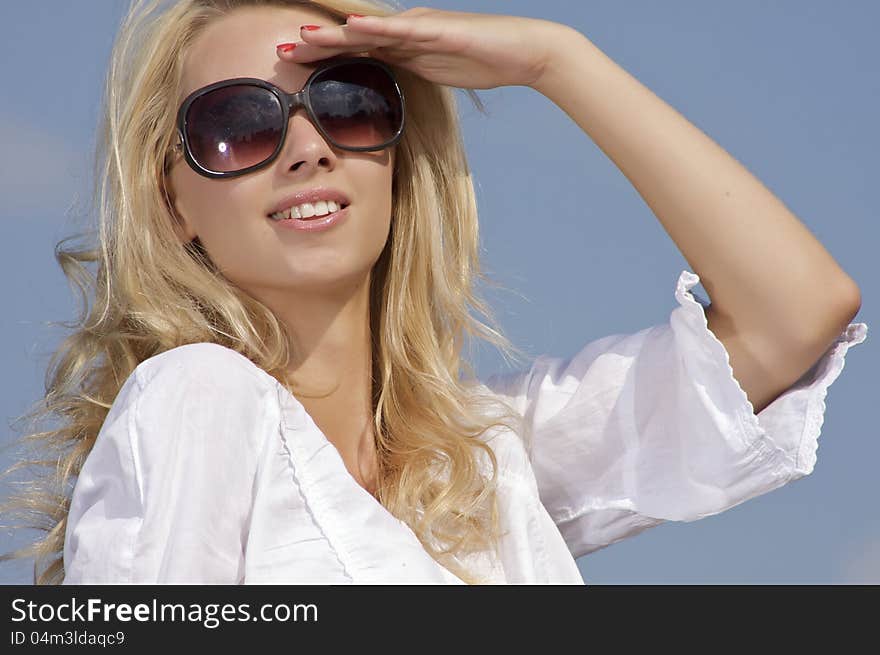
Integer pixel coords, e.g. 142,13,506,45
250,272,379,492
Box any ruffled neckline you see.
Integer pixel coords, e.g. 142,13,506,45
222,350,468,584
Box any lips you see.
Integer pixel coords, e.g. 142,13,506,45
273,202,345,221
269,204,351,232
266,187,351,217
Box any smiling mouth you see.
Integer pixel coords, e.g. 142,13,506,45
268,202,350,221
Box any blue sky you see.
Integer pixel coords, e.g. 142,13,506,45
1,1,877,584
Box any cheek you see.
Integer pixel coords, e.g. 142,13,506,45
362,177,394,245
177,172,251,235
178,182,271,270
171,171,224,235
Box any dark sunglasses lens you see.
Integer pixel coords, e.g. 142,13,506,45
310,62,403,148
185,84,283,173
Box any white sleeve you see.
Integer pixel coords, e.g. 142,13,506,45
62,344,276,584
481,270,868,559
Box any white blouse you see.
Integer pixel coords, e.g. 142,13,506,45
61,270,868,584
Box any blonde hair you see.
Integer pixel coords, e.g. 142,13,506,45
0,0,530,585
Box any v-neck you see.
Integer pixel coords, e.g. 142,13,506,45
227,345,469,584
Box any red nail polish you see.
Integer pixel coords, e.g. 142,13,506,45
277,43,297,53
301,24,321,31
347,14,365,19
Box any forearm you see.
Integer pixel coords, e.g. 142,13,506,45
531,26,860,345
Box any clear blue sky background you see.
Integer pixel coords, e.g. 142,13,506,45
1,1,876,584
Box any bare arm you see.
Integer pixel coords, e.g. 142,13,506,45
531,26,861,414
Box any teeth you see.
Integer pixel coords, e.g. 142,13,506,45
270,199,343,221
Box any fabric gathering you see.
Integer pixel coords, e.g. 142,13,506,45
61,269,868,584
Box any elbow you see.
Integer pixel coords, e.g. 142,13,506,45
798,277,862,354
843,279,862,319
833,276,862,331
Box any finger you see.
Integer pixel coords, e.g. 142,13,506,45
297,21,401,48
276,28,401,63
276,43,408,67
276,41,365,63
343,13,438,43
276,43,404,66
276,11,440,63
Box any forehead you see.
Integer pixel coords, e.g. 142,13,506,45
180,5,366,98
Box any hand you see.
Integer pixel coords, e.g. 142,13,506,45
276,6,571,90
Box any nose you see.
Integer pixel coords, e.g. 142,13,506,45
277,102,338,172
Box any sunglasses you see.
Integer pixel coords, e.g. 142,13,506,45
170,56,405,179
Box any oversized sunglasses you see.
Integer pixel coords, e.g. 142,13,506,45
169,56,405,179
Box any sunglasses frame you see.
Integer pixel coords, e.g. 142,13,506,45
170,56,406,179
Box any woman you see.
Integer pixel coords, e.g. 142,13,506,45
0,0,866,584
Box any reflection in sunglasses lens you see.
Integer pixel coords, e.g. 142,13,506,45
185,63,402,174
187,85,283,173
310,63,402,148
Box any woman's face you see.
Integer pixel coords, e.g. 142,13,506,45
167,6,395,299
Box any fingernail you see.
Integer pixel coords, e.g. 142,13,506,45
276,43,297,53
347,14,365,19
301,24,321,31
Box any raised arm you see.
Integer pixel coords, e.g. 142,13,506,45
529,25,862,415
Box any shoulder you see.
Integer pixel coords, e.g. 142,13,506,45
133,342,275,395
116,342,281,450
119,343,280,467
476,422,542,500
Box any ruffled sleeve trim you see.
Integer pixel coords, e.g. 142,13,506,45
673,269,867,483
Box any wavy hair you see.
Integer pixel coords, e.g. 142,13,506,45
0,0,530,585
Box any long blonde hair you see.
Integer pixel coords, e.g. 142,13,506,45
0,0,530,585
